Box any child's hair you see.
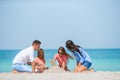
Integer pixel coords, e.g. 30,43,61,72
58,47,74,59
37,48,45,62
66,40,83,57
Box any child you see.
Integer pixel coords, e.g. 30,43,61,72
51,47,73,71
33,48,48,73
66,40,93,72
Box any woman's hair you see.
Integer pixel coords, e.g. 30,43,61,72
58,47,74,59
66,40,83,57
37,48,45,62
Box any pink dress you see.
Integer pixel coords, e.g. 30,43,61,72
34,57,45,66
54,53,68,66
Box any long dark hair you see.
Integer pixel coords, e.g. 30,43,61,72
58,47,74,59
66,40,83,57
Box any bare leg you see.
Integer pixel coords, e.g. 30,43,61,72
73,66,79,72
77,65,87,72
74,63,82,72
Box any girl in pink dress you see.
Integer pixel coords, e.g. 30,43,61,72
33,48,48,73
51,47,74,71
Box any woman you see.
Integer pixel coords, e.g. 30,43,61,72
51,47,74,71
66,40,92,72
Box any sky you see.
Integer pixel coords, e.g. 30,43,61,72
0,0,120,49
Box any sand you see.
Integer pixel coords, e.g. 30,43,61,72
0,66,120,80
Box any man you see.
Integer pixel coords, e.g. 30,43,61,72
12,40,41,73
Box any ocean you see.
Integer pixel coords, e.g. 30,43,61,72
0,49,120,72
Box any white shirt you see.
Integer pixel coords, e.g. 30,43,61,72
13,46,34,65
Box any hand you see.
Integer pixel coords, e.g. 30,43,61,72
27,62,32,65
32,71,35,73
50,59,56,66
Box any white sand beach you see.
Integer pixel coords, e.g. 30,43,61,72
0,66,120,80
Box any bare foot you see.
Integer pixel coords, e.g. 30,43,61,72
12,70,20,74
79,68,94,73
88,68,94,72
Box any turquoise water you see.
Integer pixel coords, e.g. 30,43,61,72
0,49,120,72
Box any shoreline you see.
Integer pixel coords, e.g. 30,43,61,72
0,66,120,80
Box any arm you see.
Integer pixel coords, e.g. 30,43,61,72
50,54,58,66
77,63,82,67
32,61,36,73
62,61,67,70
28,52,35,72
50,59,56,66
62,55,68,70
77,51,84,63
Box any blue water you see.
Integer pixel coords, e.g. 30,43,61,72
0,49,120,72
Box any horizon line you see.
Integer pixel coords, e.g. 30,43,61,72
0,48,120,50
